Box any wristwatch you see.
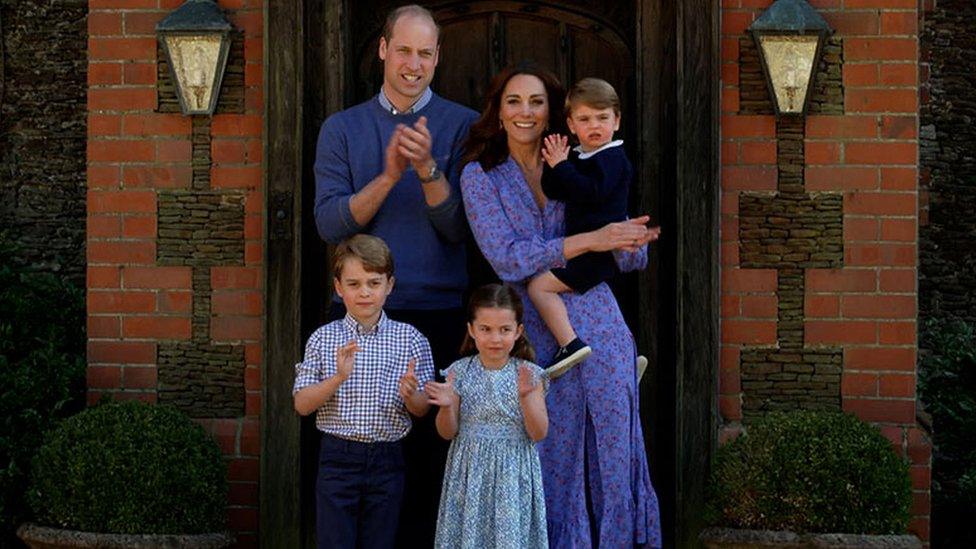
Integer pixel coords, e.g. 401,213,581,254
418,163,441,183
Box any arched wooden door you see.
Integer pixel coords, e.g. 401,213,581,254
269,0,721,547
352,2,635,143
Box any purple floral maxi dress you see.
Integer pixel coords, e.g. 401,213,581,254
461,159,663,548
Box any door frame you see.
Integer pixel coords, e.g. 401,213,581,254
263,1,719,546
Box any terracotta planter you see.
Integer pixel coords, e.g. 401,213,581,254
700,527,922,549
17,523,234,549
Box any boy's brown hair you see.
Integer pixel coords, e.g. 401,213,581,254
565,77,620,116
332,234,394,279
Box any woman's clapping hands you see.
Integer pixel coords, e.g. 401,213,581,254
592,216,661,253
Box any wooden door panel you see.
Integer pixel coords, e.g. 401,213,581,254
432,17,491,110
503,16,562,76
570,29,630,106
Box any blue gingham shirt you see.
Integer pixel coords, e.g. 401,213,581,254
292,312,434,442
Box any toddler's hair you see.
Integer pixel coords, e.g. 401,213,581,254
332,234,394,279
459,284,536,362
566,77,620,116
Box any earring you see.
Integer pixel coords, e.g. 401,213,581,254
499,119,503,129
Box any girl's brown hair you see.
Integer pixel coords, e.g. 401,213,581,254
459,284,536,363
460,61,567,171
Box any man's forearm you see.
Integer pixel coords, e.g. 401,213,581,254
419,174,450,207
349,172,398,227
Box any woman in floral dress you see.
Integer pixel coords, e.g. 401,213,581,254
459,62,663,548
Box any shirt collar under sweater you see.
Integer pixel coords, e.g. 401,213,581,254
378,87,433,115
573,139,624,160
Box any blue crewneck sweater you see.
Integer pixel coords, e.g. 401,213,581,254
314,93,478,309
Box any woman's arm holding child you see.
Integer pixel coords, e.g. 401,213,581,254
518,364,548,442
427,370,460,440
293,340,357,416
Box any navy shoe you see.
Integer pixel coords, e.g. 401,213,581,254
545,338,592,379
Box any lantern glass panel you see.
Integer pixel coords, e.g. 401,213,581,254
758,34,820,114
164,34,224,114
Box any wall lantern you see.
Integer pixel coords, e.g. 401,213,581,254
748,0,833,116
156,0,233,115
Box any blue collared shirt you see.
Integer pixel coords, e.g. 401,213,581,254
378,87,433,115
293,311,435,442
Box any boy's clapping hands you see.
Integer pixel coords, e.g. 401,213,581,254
335,340,358,380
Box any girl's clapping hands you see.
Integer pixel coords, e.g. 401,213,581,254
427,370,458,408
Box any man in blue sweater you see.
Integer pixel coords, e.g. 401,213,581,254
313,4,477,547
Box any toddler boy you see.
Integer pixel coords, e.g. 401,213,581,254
534,77,634,378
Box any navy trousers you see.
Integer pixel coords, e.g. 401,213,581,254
316,434,405,549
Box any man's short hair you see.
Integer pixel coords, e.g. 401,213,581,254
566,78,621,116
382,4,440,43
333,234,395,278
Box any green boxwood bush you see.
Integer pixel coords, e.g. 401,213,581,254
706,410,912,534
0,235,86,543
28,400,228,535
919,320,976,547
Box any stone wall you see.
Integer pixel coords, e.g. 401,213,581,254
0,0,87,281
919,0,976,325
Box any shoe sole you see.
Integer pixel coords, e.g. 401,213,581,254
545,346,592,379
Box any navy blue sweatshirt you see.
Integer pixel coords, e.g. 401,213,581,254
541,140,632,236
314,93,477,309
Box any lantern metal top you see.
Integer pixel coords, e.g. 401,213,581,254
156,0,232,33
748,0,831,34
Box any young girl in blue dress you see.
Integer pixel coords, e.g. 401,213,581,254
427,283,549,548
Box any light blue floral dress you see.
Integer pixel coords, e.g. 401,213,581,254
434,355,548,549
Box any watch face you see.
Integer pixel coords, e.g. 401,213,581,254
422,165,440,182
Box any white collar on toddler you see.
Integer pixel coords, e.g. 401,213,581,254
574,139,624,159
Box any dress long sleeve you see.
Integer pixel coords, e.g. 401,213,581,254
614,245,648,272
460,162,566,282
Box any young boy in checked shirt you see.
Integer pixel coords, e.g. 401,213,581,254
293,234,434,549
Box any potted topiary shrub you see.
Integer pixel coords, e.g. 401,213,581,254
17,400,232,548
701,410,921,548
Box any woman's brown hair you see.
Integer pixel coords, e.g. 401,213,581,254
460,61,567,171
459,284,536,363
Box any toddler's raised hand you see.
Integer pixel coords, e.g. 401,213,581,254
335,340,358,380
541,134,569,168
398,359,420,401
426,370,458,408
518,362,541,398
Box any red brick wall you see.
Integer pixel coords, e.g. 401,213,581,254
86,1,263,545
720,0,930,541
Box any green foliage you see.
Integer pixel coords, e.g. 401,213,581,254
28,400,227,535
918,320,976,546
0,234,86,543
706,410,912,534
